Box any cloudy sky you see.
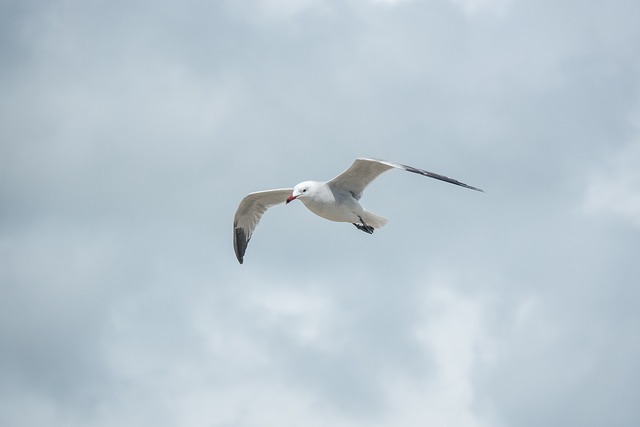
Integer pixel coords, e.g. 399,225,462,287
2,0,640,426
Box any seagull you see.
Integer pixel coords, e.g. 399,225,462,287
233,158,483,264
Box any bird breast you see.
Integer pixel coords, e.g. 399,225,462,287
300,187,362,223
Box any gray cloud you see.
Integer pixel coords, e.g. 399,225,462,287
2,0,640,426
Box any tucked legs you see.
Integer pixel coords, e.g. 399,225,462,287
353,216,375,234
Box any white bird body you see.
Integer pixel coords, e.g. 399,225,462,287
233,158,483,264
294,180,375,225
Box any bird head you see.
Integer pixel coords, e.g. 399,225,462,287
286,181,315,204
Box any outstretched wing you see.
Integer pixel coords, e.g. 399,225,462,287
233,188,293,264
327,158,483,199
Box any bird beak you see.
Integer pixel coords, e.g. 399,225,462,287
286,195,297,204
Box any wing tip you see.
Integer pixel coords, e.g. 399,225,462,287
467,184,485,193
233,225,248,265
452,182,485,193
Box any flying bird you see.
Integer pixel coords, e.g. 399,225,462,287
233,158,483,264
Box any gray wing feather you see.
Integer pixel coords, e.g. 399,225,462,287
328,158,483,199
327,158,396,200
233,188,293,264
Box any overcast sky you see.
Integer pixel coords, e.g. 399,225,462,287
2,0,640,426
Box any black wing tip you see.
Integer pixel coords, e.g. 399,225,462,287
465,184,485,192
399,163,484,193
234,226,248,265
448,181,485,193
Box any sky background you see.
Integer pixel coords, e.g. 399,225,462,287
2,0,640,426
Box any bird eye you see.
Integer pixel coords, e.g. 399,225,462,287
302,188,307,192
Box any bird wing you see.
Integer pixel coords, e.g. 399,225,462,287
328,158,483,199
233,188,293,264
327,158,396,200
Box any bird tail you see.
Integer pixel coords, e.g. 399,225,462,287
363,210,388,229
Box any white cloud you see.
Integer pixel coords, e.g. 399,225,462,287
370,0,414,6
245,282,336,349
449,0,511,16
382,275,498,427
583,119,640,228
252,0,329,21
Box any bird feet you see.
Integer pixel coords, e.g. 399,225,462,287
353,217,374,234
